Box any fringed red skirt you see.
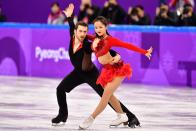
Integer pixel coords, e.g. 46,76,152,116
96,60,132,87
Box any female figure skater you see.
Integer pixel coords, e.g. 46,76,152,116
79,16,153,129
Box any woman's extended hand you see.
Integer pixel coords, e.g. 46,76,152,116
145,47,153,60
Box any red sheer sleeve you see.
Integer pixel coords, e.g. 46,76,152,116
107,37,147,55
87,34,96,41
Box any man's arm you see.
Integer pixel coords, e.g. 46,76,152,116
109,49,117,57
67,16,75,37
63,3,75,37
109,49,121,64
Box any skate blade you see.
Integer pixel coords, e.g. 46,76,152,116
137,124,141,127
128,124,142,128
128,122,142,128
109,122,124,128
52,122,65,126
78,126,87,130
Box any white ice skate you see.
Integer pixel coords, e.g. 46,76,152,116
109,113,128,127
79,115,94,129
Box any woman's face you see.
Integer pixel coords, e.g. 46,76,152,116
94,21,107,37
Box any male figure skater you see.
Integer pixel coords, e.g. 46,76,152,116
52,4,140,128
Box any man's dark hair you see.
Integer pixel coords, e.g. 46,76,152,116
160,2,167,6
130,7,139,16
183,3,192,14
135,5,144,10
75,21,88,30
184,3,192,8
51,2,60,7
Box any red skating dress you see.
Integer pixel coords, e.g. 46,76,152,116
87,35,147,87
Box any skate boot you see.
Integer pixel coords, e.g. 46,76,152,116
126,114,141,128
51,114,67,126
109,113,128,127
79,115,94,129
128,116,141,128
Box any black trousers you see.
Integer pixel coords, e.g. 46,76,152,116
56,66,135,120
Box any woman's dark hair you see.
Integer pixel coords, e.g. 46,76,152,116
93,16,108,26
93,16,110,38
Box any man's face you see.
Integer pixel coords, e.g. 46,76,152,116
74,25,88,42
137,8,144,18
51,5,60,13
